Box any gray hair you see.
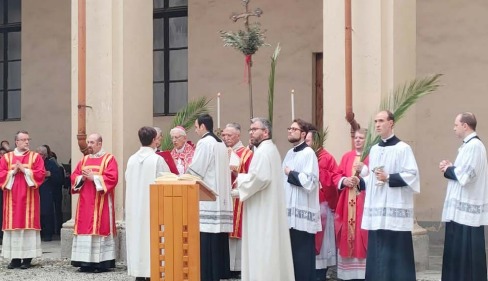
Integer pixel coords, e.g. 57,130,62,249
15,130,29,141
154,127,162,136
36,145,48,156
225,122,241,133
251,117,272,138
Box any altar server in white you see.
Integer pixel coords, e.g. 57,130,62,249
361,110,419,281
440,112,488,281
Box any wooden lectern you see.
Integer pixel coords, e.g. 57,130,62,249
150,180,216,281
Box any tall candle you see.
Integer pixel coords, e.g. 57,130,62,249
291,89,295,120
217,92,221,129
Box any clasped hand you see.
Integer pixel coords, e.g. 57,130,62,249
82,168,94,181
439,160,452,173
13,161,25,174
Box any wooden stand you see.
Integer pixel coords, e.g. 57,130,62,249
150,180,216,281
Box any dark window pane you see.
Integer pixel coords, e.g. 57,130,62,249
0,34,4,61
169,0,187,7
154,0,164,9
7,0,20,23
0,0,4,24
169,82,187,113
7,60,20,89
7,90,20,119
8,31,21,60
169,17,187,48
153,50,164,82
169,49,187,80
153,83,165,114
0,91,3,118
0,62,3,88
153,18,164,49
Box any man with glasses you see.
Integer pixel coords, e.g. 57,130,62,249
0,131,46,269
283,119,321,281
234,117,294,281
170,126,195,174
70,133,119,273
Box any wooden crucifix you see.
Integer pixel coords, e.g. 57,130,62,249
230,0,263,31
229,0,263,119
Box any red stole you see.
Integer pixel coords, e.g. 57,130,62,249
0,150,45,230
170,142,195,174
71,153,118,236
230,146,253,239
334,150,369,259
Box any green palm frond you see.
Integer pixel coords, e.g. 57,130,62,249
220,23,269,55
360,119,380,162
160,97,212,151
311,127,329,153
268,43,281,125
360,74,442,161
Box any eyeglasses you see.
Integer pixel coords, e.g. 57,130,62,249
249,128,265,133
287,127,302,132
171,135,184,140
16,138,31,142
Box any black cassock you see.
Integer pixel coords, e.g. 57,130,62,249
39,157,63,240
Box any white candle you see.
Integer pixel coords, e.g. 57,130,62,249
291,89,295,120
217,92,221,129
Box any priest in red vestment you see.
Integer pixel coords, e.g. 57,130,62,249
305,125,341,281
221,122,253,278
334,128,369,280
0,130,45,269
70,133,119,273
170,126,195,174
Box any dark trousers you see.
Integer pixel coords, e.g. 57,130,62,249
53,188,63,234
200,232,230,281
290,228,316,281
442,221,487,281
40,214,54,240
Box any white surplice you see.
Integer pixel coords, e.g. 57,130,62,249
125,146,169,277
362,136,420,231
282,142,321,234
442,132,488,226
188,133,233,233
236,139,295,281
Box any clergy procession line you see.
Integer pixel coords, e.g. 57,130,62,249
0,111,487,281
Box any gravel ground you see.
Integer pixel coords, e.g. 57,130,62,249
0,257,337,281
0,258,133,281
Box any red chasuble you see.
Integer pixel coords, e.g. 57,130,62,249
334,150,369,259
314,148,341,254
230,146,253,239
0,150,46,230
71,153,118,236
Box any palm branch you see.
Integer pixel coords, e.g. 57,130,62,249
220,23,269,55
268,43,281,125
360,74,442,161
160,97,212,151
311,127,329,153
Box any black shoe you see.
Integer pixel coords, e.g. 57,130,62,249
20,258,32,269
94,268,108,273
78,266,95,272
7,259,21,269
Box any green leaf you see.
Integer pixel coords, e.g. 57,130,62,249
268,43,281,125
160,97,212,151
360,74,442,161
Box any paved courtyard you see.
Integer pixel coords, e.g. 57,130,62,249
0,240,442,280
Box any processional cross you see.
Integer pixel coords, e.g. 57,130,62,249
229,0,263,119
